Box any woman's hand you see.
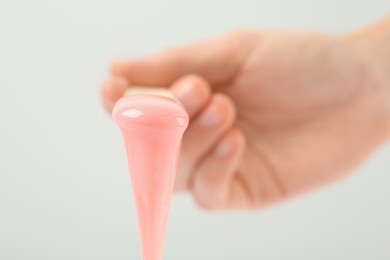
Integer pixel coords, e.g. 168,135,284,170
102,19,390,210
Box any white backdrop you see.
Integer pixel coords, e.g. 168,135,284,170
1,0,390,259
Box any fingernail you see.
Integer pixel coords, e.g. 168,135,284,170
197,104,220,128
214,137,232,159
172,83,200,112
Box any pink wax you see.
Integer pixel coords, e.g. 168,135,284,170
112,94,189,260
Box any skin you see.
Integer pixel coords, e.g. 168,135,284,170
102,16,390,210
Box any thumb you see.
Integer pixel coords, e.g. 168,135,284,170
111,31,254,87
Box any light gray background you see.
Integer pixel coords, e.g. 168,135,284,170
1,0,390,259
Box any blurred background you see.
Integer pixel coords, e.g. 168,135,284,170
1,0,390,259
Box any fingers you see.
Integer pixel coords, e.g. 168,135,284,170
170,75,211,118
110,32,252,87
192,128,246,210
101,77,128,113
102,73,245,210
101,72,210,115
173,84,236,192
181,93,236,167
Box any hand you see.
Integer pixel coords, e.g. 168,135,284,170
102,28,390,210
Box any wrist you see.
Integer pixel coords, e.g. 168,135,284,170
346,16,390,90
344,16,390,137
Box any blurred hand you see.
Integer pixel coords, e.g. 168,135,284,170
102,28,390,210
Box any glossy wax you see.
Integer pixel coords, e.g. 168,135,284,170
113,94,189,260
